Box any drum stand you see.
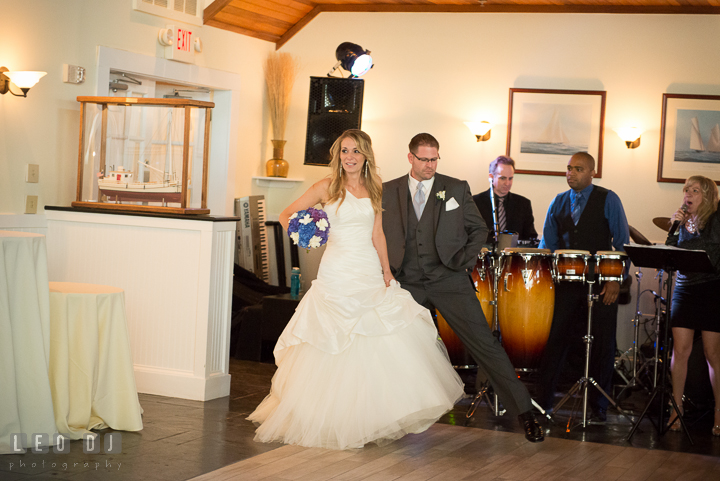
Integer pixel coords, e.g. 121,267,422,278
552,274,634,428
615,270,665,399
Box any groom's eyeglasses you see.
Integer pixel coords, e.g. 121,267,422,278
411,152,440,163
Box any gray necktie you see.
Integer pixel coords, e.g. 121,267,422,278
497,196,507,232
413,183,426,220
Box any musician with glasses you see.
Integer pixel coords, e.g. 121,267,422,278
382,133,544,442
537,151,629,422
473,155,537,245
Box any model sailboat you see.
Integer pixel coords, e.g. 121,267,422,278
97,108,182,203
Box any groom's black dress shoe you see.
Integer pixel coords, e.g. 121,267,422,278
519,411,544,443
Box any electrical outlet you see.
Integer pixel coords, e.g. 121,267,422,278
26,164,39,183
25,195,38,214
62,64,85,84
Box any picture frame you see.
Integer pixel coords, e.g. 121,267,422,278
506,88,606,177
658,93,720,184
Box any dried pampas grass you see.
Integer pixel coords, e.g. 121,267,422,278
264,52,298,140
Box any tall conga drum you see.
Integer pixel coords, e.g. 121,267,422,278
497,248,555,369
436,311,474,368
471,248,494,328
436,250,494,368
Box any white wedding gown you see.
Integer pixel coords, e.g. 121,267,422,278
247,191,464,450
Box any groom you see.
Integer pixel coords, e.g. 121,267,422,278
382,133,543,443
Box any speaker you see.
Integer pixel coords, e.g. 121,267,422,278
304,77,364,166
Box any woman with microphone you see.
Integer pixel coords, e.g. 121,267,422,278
666,175,720,435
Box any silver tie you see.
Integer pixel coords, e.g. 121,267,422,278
498,196,506,232
413,183,426,220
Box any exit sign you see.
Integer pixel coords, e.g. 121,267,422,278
164,25,198,64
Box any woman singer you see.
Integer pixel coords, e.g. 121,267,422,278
666,175,720,435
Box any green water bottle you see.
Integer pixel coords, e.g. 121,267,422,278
290,267,301,299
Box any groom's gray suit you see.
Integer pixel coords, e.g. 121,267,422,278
382,172,533,416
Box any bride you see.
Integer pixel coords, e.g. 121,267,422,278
247,129,464,450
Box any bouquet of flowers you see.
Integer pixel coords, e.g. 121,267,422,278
287,208,330,250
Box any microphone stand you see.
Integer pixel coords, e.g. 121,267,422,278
488,176,500,247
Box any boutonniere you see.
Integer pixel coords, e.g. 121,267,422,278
436,191,446,201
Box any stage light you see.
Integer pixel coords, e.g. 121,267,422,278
327,42,373,78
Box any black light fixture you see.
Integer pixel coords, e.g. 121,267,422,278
0,67,47,97
327,42,373,78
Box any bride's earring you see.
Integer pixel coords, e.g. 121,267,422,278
364,161,368,177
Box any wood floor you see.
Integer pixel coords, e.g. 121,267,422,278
188,423,720,481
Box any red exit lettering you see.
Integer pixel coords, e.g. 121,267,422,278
176,28,192,53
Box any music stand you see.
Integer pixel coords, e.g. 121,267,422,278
623,244,714,444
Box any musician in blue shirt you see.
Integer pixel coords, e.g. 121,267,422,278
538,152,630,421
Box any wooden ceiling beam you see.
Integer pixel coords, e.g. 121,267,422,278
204,0,235,23
276,6,323,50
219,5,294,31
204,19,282,43
206,1,720,50
318,4,720,14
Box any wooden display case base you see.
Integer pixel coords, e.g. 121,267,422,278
71,201,210,215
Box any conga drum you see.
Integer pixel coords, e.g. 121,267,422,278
497,248,555,369
436,249,494,368
553,249,591,282
471,248,494,328
595,251,627,282
436,311,474,368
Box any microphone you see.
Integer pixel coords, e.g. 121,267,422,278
668,204,688,236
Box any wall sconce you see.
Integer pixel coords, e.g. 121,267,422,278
614,127,643,149
464,121,493,142
0,67,47,97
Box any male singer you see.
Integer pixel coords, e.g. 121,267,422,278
538,152,629,421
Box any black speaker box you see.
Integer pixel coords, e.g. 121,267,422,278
304,77,364,166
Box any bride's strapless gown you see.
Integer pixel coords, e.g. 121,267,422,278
247,191,464,450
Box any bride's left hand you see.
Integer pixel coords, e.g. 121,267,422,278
383,270,395,287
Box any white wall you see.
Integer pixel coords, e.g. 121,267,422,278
250,11,720,287
259,12,720,242
0,0,272,218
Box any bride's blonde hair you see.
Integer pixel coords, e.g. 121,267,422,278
326,130,382,214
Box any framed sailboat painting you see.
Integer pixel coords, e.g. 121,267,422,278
658,93,720,184
506,88,606,177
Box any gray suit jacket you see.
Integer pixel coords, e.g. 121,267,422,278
382,173,488,275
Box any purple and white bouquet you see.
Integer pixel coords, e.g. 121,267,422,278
287,208,330,250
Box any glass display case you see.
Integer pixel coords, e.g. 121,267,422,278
72,96,214,214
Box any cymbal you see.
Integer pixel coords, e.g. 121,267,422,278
629,225,652,246
653,217,672,232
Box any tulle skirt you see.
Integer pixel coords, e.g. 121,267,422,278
247,315,464,450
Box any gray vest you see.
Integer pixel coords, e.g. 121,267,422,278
398,188,453,283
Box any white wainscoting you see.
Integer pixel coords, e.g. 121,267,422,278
45,209,236,401
0,214,48,235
